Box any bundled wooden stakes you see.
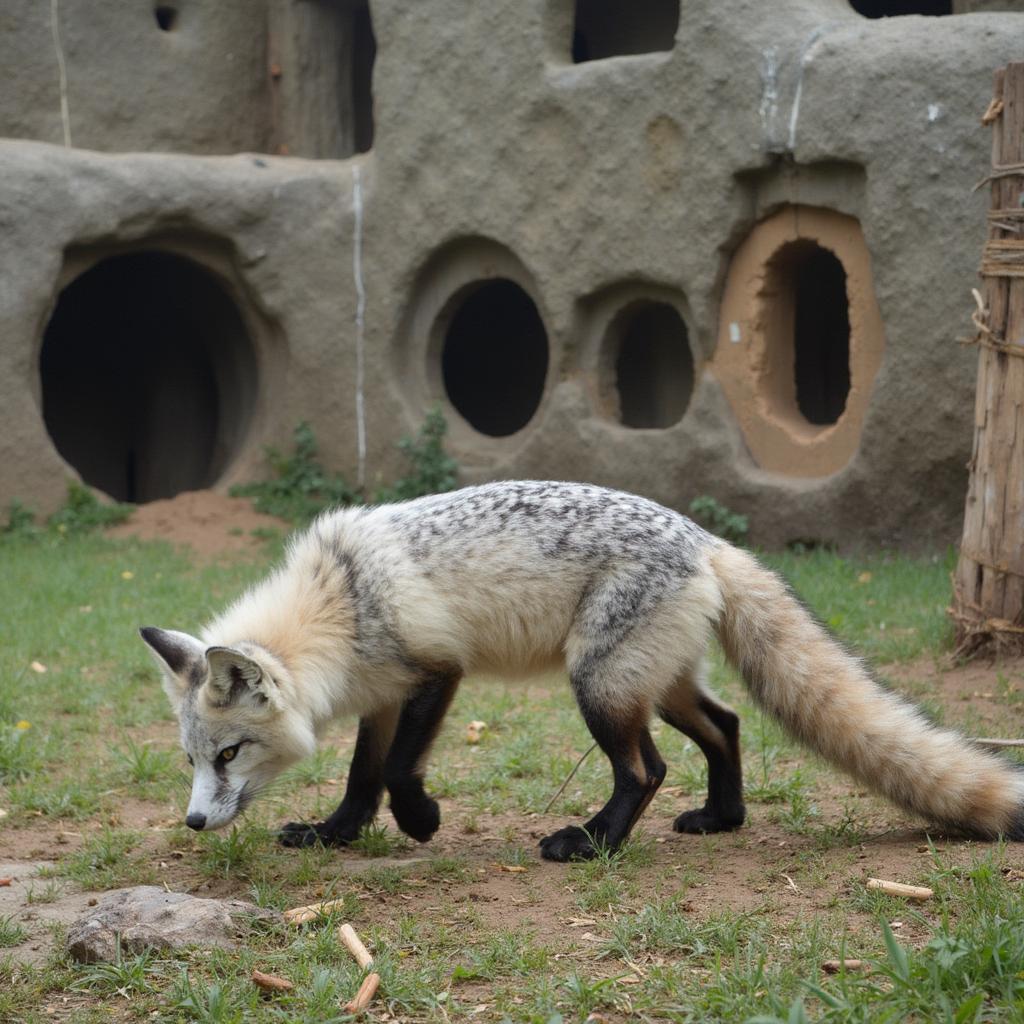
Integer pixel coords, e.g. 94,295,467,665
281,901,381,1013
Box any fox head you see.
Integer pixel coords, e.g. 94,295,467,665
140,626,316,831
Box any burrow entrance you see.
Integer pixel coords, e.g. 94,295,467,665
441,279,549,437
604,301,694,428
40,251,258,503
572,0,680,63
764,241,851,427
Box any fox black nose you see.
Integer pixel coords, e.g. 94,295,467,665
185,813,207,831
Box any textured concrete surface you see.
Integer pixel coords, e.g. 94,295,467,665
2,0,1024,547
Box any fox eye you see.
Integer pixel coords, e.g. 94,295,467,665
217,743,241,764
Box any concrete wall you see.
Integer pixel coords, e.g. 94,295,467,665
2,0,1023,547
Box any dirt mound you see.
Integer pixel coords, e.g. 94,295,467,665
106,490,289,557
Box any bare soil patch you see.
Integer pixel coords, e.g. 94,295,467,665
105,490,288,558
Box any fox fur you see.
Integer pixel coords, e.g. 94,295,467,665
141,481,1024,859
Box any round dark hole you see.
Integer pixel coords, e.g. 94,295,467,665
609,301,693,428
40,251,257,503
769,241,851,426
849,0,950,15
441,279,548,437
155,5,177,31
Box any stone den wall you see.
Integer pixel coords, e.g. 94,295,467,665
2,0,1023,546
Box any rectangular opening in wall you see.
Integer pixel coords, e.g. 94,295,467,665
350,0,375,153
268,0,375,158
572,0,679,63
849,1,951,15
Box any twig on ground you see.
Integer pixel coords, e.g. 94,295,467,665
543,742,598,814
822,959,869,974
251,969,294,993
866,878,933,901
337,922,374,969
283,897,349,925
344,972,381,1014
337,922,380,1014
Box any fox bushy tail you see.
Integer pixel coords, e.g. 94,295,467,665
709,543,1024,839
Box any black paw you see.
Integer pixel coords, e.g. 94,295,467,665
277,821,355,848
672,807,744,835
538,825,600,862
390,793,440,843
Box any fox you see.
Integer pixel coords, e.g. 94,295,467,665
141,480,1024,861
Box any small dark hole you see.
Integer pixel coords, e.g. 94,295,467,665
155,6,177,31
849,0,951,15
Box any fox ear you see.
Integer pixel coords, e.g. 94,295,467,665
140,626,205,710
204,647,278,710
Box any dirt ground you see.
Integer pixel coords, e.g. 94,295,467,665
105,490,288,557
5,492,1024,1001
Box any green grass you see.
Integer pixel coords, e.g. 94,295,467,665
2,530,1023,1022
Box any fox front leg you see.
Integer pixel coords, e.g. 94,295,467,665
278,704,400,848
383,668,461,842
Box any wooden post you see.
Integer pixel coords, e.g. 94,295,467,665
952,63,1024,657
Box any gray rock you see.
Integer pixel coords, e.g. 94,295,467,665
66,886,280,964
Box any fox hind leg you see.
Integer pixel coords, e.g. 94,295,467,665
279,702,400,848
540,674,666,862
658,666,745,834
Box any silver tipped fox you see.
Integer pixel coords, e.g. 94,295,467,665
710,543,1024,840
141,481,1024,858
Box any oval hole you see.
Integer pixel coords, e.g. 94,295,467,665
441,279,549,437
40,251,257,502
608,301,693,428
768,241,851,427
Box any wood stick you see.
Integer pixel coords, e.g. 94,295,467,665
337,922,374,969
542,742,597,814
866,878,933,901
344,971,381,1014
251,969,294,992
283,897,350,925
822,959,868,974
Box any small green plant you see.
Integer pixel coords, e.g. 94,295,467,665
112,737,175,784
71,941,161,995
283,746,344,787
232,408,458,523
198,827,263,879
373,406,458,503
58,828,148,888
498,845,532,868
231,421,360,523
2,500,38,539
350,820,408,858
25,880,62,905
689,495,749,545
0,915,27,948
48,482,132,535
0,722,39,783
170,972,244,1024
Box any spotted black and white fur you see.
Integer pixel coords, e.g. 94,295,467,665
142,481,1024,860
